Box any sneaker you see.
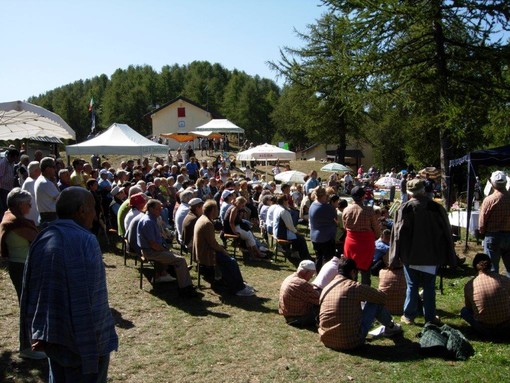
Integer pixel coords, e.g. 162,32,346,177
236,286,255,297
19,349,47,360
155,274,177,283
244,283,255,292
259,246,269,253
400,315,414,325
383,323,402,337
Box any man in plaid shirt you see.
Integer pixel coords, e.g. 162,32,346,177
319,257,402,350
461,253,510,338
279,260,320,327
479,170,510,276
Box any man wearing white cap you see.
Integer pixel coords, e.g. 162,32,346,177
278,260,320,327
479,170,510,276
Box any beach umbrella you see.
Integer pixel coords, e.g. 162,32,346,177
419,167,441,179
274,170,307,184
320,162,352,173
375,176,400,189
236,143,296,161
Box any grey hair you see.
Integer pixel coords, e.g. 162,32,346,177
27,161,40,176
128,186,143,198
7,187,32,210
58,168,70,177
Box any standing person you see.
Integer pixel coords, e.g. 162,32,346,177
0,188,42,359
34,157,60,226
0,149,20,218
478,170,510,276
342,186,380,285
461,253,510,338
400,173,408,203
318,257,402,351
389,179,456,325
21,161,41,225
70,158,86,187
308,187,337,271
20,187,118,381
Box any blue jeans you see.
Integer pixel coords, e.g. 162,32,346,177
361,302,394,339
46,343,110,383
403,265,437,322
484,232,510,276
216,252,245,293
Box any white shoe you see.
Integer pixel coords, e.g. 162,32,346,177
155,274,177,283
383,322,402,337
244,282,255,291
236,286,255,296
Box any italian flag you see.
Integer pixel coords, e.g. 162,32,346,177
88,97,94,112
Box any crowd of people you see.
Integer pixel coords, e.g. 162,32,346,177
0,143,509,380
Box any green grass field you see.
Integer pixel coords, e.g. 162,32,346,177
1,233,510,383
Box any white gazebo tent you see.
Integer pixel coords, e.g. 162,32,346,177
193,119,245,145
66,123,168,157
236,143,296,162
0,100,75,140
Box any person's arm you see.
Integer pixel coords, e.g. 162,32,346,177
464,281,473,310
478,200,488,235
370,210,381,238
359,284,386,305
229,207,238,233
301,281,320,305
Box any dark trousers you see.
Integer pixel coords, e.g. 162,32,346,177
216,252,245,293
46,343,110,383
312,239,336,272
292,233,311,260
8,261,25,302
0,188,9,218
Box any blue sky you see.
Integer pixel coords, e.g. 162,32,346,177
0,0,326,101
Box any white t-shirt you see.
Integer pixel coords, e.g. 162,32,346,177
34,176,60,213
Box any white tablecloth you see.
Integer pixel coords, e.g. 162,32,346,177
448,210,479,235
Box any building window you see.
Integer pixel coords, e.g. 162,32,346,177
177,107,186,118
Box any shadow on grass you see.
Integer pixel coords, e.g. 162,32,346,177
445,321,510,344
111,308,135,329
149,286,231,319
218,295,278,314
0,350,48,383
347,335,424,362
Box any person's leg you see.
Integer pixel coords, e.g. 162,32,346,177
420,270,437,323
403,264,419,321
293,234,311,260
146,251,192,288
312,242,324,271
234,226,256,247
215,252,245,293
8,261,25,303
484,234,501,274
500,234,510,277
360,269,371,286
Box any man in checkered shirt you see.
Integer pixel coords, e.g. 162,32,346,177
461,253,510,338
479,170,510,276
319,257,402,350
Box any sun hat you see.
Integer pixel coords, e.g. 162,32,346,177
407,179,425,193
189,198,204,207
490,170,507,186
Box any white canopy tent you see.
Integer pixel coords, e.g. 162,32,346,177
0,100,75,140
194,119,245,134
236,143,296,162
66,123,168,156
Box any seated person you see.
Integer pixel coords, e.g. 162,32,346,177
378,258,406,315
273,194,311,261
224,196,266,259
137,199,197,297
174,187,195,244
319,257,402,351
313,255,341,291
371,229,391,276
279,260,320,327
461,253,510,338
181,198,204,249
124,193,148,233
193,200,255,297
